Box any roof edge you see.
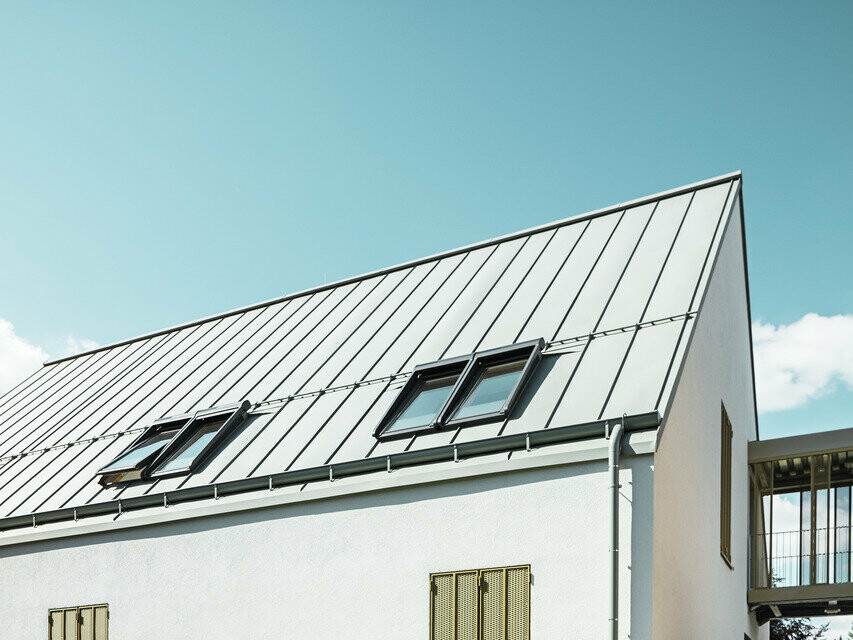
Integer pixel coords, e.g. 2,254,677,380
46,171,742,366
0,411,660,538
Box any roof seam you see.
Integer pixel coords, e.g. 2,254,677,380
44,172,741,366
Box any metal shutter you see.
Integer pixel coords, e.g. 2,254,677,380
432,572,455,640
505,566,530,640
48,609,68,640
48,605,107,640
93,605,108,640
455,571,478,640
430,565,529,640
480,569,504,640
64,610,77,640
79,607,94,640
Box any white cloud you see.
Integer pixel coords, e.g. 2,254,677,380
63,334,99,356
0,318,49,395
753,313,853,413
0,318,99,395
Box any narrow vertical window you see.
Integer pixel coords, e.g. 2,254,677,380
721,402,733,566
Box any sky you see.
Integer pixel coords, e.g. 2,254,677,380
0,0,851,632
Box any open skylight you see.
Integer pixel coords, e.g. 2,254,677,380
97,400,250,485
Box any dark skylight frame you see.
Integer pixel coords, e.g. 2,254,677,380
440,338,544,429
147,400,250,479
96,400,250,485
373,355,471,441
374,339,544,441
96,416,192,485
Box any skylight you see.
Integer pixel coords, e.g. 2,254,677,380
451,359,526,421
373,356,470,440
441,340,543,429
97,400,250,485
148,411,239,479
96,417,190,485
374,339,543,440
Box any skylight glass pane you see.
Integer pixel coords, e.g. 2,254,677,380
385,373,460,434
452,359,525,420
103,429,177,471
154,416,229,474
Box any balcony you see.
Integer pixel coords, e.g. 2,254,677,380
748,429,853,622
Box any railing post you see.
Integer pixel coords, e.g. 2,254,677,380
769,466,774,584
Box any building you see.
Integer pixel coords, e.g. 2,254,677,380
0,171,799,639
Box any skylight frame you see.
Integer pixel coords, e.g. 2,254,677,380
147,400,251,480
373,355,472,441
96,416,193,479
439,338,544,429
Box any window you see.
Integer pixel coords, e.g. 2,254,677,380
440,341,543,429
97,400,249,485
374,355,470,440
49,604,108,640
430,565,530,640
96,417,190,485
721,402,733,566
375,339,543,441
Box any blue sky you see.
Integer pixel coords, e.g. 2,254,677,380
0,3,851,432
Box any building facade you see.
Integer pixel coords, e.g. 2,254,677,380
0,173,768,639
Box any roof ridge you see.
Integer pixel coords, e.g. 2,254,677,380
45,171,741,366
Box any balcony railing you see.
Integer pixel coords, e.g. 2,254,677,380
752,526,852,589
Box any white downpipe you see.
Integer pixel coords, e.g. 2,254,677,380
608,415,626,640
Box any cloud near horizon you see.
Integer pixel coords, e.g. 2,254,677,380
753,313,853,413
0,318,98,395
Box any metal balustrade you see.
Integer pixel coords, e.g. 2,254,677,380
751,526,852,589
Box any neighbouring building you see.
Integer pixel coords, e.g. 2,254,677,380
4,172,840,639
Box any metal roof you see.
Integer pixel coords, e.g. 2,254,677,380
0,172,742,531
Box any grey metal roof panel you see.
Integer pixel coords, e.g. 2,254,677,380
0,174,742,523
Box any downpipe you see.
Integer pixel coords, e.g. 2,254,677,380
608,414,627,640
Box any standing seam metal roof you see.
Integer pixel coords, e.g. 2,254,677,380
0,172,742,526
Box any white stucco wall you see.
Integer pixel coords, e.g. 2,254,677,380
1,452,653,639
652,195,765,639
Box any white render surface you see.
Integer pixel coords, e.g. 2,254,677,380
0,455,653,639
652,196,766,640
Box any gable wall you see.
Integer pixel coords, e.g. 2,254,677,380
651,193,765,639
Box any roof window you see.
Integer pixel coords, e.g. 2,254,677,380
375,339,543,441
97,400,249,485
373,355,470,440
441,340,543,429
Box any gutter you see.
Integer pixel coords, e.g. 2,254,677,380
0,411,660,534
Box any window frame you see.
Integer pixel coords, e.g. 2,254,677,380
374,339,544,441
373,355,471,441
720,401,733,568
147,400,250,480
96,416,192,479
96,400,250,484
439,338,544,429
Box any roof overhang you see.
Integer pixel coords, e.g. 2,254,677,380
749,427,853,463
